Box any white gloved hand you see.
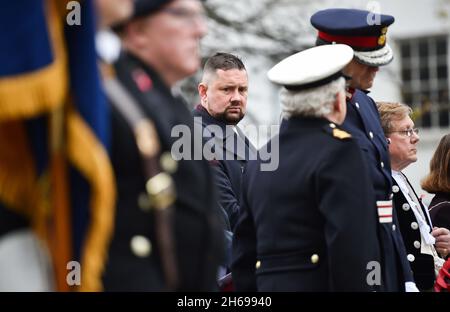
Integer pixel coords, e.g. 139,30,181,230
405,281,420,292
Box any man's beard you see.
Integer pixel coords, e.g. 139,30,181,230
214,107,244,125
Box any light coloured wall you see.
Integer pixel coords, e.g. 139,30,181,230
376,0,450,39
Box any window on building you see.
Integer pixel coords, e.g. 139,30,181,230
399,35,449,128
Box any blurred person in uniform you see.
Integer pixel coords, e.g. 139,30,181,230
377,101,448,291
311,8,416,291
101,0,224,291
232,45,381,291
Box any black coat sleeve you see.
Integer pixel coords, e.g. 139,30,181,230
211,161,241,230
231,171,257,291
432,203,450,230
317,139,381,291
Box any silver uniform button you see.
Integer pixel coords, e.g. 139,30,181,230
311,254,319,264
381,161,384,168
160,152,178,174
392,186,400,193
130,235,152,258
355,102,360,109
414,241,421,249
369,131,374,139
402,203,410,211
392,224,396,231
411,222,419,230
329,123,336,129
407,254,415,262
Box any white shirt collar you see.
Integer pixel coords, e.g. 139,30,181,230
392,170,435,246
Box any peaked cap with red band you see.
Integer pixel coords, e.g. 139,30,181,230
311,8,395,67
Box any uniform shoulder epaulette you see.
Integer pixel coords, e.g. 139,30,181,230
323,123,352,140
333,128,351,140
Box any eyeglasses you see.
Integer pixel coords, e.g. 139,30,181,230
160,7,205,23
389,128,419,137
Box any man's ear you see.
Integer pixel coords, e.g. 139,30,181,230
333,91,343,113
123,19,148,48
198,83,208,102
332,90,347,124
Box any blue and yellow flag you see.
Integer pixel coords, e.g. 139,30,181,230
0,0,115,291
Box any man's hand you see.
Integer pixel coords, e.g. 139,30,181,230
432,227,450,258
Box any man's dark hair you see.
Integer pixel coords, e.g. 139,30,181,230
203,52,246,73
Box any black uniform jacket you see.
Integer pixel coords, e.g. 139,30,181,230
192,105,256,230
102,52,223,291
232,117,381,291
392,174,435,290
343,90,414,291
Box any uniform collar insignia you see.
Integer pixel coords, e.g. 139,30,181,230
332,128,352,139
